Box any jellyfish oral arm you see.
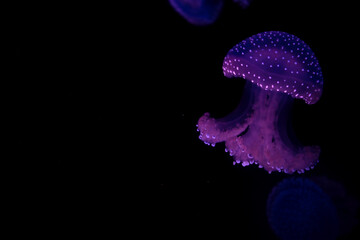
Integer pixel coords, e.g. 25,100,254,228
197,82,256,144
197,83,320,173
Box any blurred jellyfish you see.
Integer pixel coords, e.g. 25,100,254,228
196,31,323,174
267,177,359,240
232,0,253,9
169,0,224,26
310,176,359,236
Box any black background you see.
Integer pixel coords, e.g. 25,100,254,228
13,0,359,238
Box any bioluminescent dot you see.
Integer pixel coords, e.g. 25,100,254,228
267,177,339,240
196,31,323,174
169,0,224,26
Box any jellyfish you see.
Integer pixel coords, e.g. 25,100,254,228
267,177,359,240
309,176,359,237
232,0,253,9
196,31,323,174
267,177,339,240
169,0,224,26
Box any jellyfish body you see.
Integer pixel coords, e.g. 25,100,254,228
267,177,339,240
197,31,323,173
169,0,224,26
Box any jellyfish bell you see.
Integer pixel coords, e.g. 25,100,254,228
169,0,224,26
197,31,323,174
267,176,359,239
267,177,340,240
223,31,323,104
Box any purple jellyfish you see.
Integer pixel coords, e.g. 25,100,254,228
232,0,253,9
196,31,323,174
169,0,224,26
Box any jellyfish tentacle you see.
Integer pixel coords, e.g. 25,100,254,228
234,85,320,173
197,111,252,145
197,81,257,145
198,82,320,173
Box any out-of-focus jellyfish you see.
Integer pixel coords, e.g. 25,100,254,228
267,177,339,240
310,176,359,236
232,0,253,9
267,177,359,240
196,31,323,174
169,0,224,26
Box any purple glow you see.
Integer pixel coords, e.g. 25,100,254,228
232,0,253,9
267,177,339,240
169,0,223,26
197,31,323,174
267,176,359,239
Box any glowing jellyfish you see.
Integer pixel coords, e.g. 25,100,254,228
196,31,323,174
267,177,359,240
169,0,224,26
